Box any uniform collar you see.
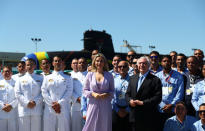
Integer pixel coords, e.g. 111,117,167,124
26,72,35,77
52,70,63,75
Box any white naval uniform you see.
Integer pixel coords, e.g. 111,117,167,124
0,78,18,131
41,71,73,131
71,71,87,131
15,72,43,131
0,73,3,80
12,73,25,82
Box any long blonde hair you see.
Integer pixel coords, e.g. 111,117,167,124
91,53,109,72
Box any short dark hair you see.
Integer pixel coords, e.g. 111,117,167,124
26,58,36,65
53,55,62,61
161,55,171,61
170,51,177,55
199,103,205,108
3,65,12,71
18,61,26,65
150,51,159,56
175,101,186,108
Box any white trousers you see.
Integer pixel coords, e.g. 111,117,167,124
0,118,17,131
71,110,83,131
44,113,70,131
18,116,41,131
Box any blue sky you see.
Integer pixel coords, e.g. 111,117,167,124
0,0,204,56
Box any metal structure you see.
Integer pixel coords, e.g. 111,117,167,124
149,45,156,52
31,38,42,52
121,40,142,54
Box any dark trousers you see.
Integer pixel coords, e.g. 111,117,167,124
112,110,130,131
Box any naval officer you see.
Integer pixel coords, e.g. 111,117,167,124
42,56,73,131
15,58,43,131
0,66,18,131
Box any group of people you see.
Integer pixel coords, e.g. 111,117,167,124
0,48,204,131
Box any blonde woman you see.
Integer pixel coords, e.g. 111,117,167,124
82,53,114,131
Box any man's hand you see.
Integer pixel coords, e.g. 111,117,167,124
129,99,137,107
27,101,36,109
52,102,61,114
117,109,128,118
162,104,173,113
134,100,144,106
77,97,81,103
83,116,86,120
2,104,12,112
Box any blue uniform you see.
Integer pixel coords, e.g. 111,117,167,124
112,74,130,112
109,69,120,79
156,70,184,113
149,65,163,75
81,95,88,117
191,120,205,131
191,80,205,111
164,115,197,131
128,67,134,76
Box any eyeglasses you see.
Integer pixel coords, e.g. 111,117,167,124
150,56,158,59
127,55,135,58
118,65,128,68
199,110,205,114
132,62,137,64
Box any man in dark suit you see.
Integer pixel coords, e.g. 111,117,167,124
125,56,162,131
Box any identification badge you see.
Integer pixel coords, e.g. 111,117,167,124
162,87,169,95
186,89,191,95
168,87,173,93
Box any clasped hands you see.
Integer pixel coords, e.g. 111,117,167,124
27,101,36,109
52,102,61,114
2,104,12,112
92,92,109,99
129,99,144,107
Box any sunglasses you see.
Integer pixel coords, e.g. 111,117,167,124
150,56,158,59
127,55,135,58
199,110,205,114
132,62,137,64
118,65,128,68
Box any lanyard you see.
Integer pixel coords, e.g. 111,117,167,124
163,70,173,84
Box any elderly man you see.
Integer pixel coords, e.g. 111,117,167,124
125,56,162,131
41,56,73,131
112,61,130,131
163,101,196,131
15,58,43,131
